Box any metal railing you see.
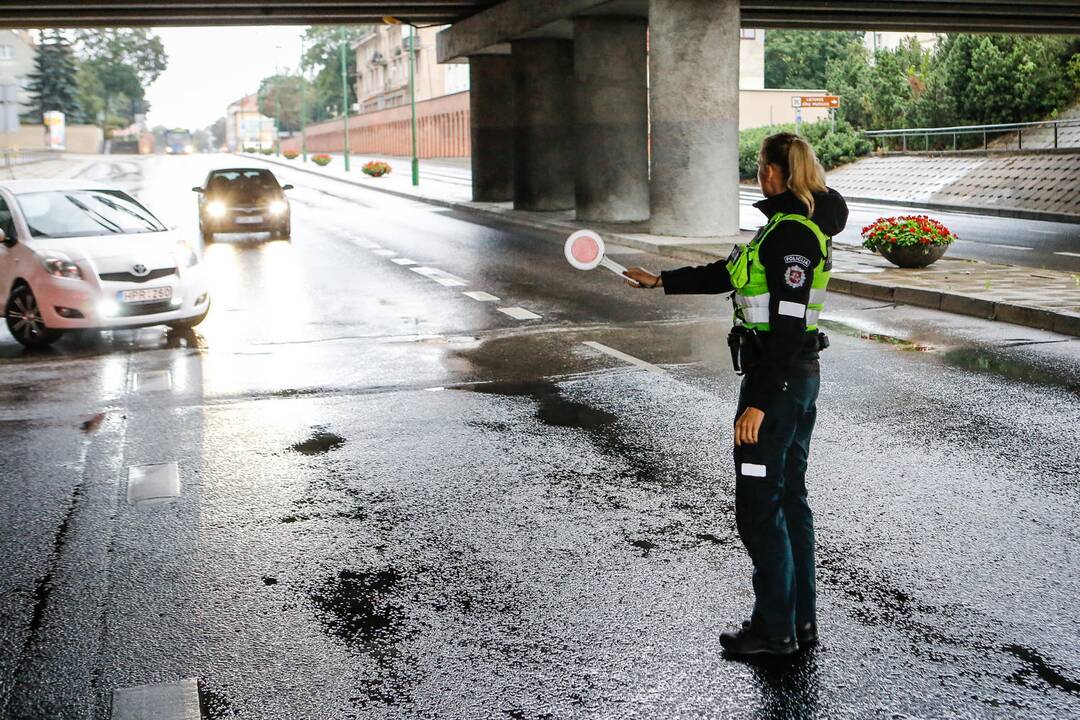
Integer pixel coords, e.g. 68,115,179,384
0,148,58,178
863,117,1080,152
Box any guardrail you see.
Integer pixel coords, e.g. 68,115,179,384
863,118,1080,152
0,148,58,178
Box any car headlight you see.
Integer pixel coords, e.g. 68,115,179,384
39,253,82,279
176,243,198,268
268,200,287,216
206,201,226,218
184,145,194,154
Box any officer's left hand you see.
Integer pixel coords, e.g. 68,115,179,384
734,407,765,446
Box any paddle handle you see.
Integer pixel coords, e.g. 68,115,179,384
600,256,627,276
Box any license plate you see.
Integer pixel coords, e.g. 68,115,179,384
119,286,172,303
235,215,263,224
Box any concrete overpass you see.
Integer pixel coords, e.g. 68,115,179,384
7,0,1079,238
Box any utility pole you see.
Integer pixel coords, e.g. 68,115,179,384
340,26,351,172
409,23,419,186
300,36,308,163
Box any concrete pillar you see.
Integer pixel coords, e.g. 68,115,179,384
573,17,649,223
650,0,741,237
512,39,575,211
469,55,515,202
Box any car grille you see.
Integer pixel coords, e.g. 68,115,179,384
100,267,177,284
116,300,175,317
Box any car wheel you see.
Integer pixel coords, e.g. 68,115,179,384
5,284,62,350
167,306,209,331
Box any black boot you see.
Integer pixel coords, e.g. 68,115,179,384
796,621,818,646
720,621,798,656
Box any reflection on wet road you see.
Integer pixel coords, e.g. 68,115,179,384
0,154,1077,719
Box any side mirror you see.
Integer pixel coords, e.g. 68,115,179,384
0,228,12,247
281,184,293,191
191,186,204,193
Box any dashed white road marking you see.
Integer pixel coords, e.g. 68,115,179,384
463,291,500,302
498,306,542,321
127,463,181,507
410,266,469,287
134,370,172,392
953,239,1032,251
371,249,397,257
390,257,418,265
111,677,200,720
1054,251,1080,258
582,341,665,374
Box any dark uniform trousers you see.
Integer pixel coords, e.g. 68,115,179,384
733,372,820,642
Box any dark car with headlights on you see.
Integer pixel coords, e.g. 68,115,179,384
193,168,293,242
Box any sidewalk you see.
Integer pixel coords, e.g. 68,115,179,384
242,152,1080,337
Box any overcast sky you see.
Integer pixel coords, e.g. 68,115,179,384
143,26,306,130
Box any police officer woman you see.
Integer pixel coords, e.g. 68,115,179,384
624,133,848,656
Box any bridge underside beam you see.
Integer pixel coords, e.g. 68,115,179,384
439,0,1080,61
0,1,499,28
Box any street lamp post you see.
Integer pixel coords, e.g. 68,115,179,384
408,24,419,186
340,26,351,172
384,16,420,186
300,37,308,163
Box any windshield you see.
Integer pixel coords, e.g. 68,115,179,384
206,170,279,196
16,189,167,239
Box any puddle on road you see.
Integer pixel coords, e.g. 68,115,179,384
468,380,616,430
310,569,404,651
289,427,346,455
820,320,934,352
943,348,1079,395
459,379,668,493
1004,644,1080,695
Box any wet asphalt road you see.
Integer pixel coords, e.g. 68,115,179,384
1,154,1078,720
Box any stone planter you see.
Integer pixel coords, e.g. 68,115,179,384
879,243,948,268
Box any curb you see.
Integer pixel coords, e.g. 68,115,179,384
239,153,1080,338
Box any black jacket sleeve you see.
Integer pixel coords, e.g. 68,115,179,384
743,222,823,409
660,261,735,295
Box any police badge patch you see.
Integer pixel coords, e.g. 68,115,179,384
784,264,807,288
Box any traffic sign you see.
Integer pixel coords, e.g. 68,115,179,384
791,95,840,109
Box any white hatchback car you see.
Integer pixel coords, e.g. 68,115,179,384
0,179,210,349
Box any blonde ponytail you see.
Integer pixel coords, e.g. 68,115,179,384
785,137,827,216
759,133,827,216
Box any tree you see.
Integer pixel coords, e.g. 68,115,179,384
74,29,168,128
301,25,372,120
208,116,227,149
765,30,865,89
25,30,83,123
257,74,312,133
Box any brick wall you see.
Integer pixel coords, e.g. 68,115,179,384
282,90,470,159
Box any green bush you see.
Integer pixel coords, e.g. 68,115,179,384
243,146,257,153
259,148,273,155
738,119,872,179
282,149,299,160
312,154,332,166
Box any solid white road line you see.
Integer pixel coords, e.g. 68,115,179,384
582,341,665,374
371,249,397,257
952,240,1033,251
111,677,200,720
126,463,181,506
497,306,542,321
390,257,417,265
1054,251,1080,258
463,291,500,302
134,371,172,392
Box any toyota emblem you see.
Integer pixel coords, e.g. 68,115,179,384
132,263,149,276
